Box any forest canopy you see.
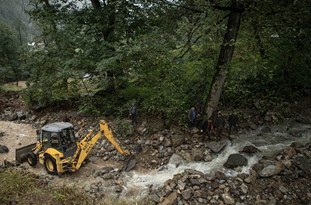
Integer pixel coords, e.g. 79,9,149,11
1,0,310,124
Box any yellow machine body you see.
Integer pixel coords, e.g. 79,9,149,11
22,120,130,175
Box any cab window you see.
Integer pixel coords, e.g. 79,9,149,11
50,132,61,149
41,131,50,149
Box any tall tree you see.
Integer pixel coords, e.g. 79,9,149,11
0,21,20,83
205,0,244,119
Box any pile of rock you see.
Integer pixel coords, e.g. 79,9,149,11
150,143,311,205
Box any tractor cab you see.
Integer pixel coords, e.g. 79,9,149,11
40,122,77,157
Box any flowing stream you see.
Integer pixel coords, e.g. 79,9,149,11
121,120,311,198
1,120,310,201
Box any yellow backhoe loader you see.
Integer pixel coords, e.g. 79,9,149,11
15,120,136,175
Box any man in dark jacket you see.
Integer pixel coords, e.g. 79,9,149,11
213,111,225,141
200,119,211,141
228,113,239,136
129,105,137,126
188,106,197,127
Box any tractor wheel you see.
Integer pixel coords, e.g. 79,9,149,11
44,155,57,175
27,152,38,167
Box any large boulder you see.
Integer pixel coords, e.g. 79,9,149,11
160,192,178,205
206,141,227,153
168,153,185,167
240,145,261,155
259,161,283,177
224,153,248,169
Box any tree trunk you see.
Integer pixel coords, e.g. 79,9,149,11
252,20,266,58
91,0,101,9
206,1,243,119
103,1,116,41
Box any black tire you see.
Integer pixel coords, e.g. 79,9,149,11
44,155,57,175
27,152,38,167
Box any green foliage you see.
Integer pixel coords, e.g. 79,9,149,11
78,96,101,116
0,168,89,205
224,0,311,107
0,169,36,204
0,20,21,83
21,0,311,120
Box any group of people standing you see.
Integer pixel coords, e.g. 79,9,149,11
188,102,238,141
128,101,238,142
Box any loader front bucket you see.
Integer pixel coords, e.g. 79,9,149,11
15,143,36,163
122,155,136,172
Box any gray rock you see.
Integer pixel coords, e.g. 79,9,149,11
261,126,271,133
279,186,288,193
267,196,277,205
222,192,235,204
240,183,248,194
204,154,213,162
206,141,227,153
177,181,186,190
192,148,204,161
164,180,175,193
101,172,116,179
168,153,185,167
84,184,91,192
132,144,142,153
181,189,192,200
151,193,161,203
164,139,172,147
194,190,207,199
160,192,178,205
214,171,226,180
240,145,261,154
224,154,248,169
0,145,9,153
259,161,283,177
96,166,114,176
17,111,26,120
282,146,296,158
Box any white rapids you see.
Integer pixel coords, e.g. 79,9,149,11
121,121,311,199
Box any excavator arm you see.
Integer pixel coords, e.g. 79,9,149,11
73,120,130,170
99,120,130,155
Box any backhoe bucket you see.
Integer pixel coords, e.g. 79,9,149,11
122,155,136,172
15,143,36,163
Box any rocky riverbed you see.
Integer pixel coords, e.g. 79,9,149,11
0,93,310,204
